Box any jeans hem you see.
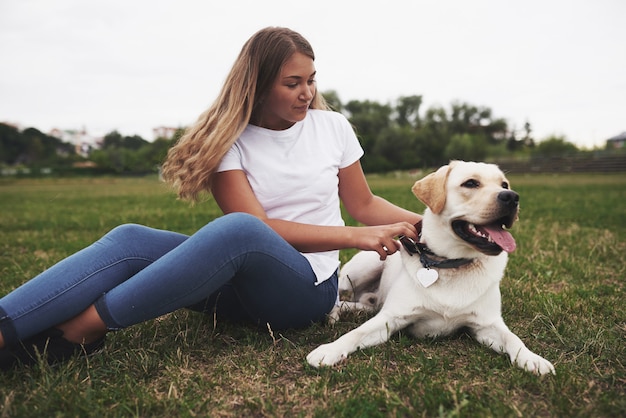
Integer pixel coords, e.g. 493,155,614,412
93,295,123,331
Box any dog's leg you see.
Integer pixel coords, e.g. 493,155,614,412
307,308,414,367
472,320,555,375
338,251,385,301
326,299,378,325
337,298,378,314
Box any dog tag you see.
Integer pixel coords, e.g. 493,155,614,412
417,268,438,287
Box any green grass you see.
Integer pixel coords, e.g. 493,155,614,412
0,173,624,417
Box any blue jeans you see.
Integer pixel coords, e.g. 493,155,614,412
0,213,337,346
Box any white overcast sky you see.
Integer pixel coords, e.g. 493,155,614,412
1,0,624,148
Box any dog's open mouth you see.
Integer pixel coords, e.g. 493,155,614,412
452,220,516,255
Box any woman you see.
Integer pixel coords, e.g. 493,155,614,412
0,27,421,369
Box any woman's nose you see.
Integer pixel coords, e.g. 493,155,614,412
300,85,314,101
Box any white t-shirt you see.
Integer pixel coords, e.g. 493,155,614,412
217,109,364,284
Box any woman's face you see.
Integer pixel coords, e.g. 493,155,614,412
255,52,316,130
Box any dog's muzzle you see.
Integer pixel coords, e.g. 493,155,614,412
451,189,520,256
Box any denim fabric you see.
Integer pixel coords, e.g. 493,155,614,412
0,213,337,345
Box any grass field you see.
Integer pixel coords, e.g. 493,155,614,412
0,173,624,417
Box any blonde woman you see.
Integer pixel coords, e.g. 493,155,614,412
0,27,421,369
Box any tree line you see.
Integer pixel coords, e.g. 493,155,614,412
323,92,582,172
1,92,588,175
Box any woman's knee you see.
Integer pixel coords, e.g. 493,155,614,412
102,224,188,255
104,224,151,243
208,213,270,240
218,212,263,227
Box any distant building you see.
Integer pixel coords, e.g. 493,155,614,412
49,127,103,157
153,126,180,140
607,132,626,149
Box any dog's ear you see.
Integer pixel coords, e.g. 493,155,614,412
412,164,452,214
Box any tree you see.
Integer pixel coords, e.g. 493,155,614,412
0,123,23,164
102,131,124,149
448,101,508,145
5,127,76,166
2,93,538,174
533,136,578,156
419,106,450,166
395,95,422,128
506,130,523,152
445,133,488,161
522,121,535,147
344,99,392,158
102,131,148,150
122,135,149,150
373,126,420,171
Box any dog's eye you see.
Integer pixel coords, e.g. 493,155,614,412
462,179,480,188
502,182,509,189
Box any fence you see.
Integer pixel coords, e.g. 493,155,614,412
494,154,626,174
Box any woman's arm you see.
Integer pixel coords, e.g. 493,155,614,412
211,169,418,259
336,160,422,256
338,160,422,227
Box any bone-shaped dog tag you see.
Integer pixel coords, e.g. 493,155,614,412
417,268,438,287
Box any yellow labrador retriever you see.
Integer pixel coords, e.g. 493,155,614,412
307,161,555,375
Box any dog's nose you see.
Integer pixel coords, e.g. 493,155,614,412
498,190,519,208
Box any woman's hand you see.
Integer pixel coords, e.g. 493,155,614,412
349,222,418,260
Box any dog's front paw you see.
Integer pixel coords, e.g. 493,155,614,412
514,351,555,375
307,343,347,367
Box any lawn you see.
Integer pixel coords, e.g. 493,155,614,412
0,173,624,417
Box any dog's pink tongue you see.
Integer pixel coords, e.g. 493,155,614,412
480,225,517,253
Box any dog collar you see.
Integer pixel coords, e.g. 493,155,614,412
399,221,474,270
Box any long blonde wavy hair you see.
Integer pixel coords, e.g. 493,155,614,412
161,27,329,201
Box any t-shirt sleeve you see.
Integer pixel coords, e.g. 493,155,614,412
217,143,243,172
337,113,364,169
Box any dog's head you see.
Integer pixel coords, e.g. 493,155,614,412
412,161,518,256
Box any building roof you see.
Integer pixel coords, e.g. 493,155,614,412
607,132,626,141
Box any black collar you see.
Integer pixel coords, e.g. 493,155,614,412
400,221,474,270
